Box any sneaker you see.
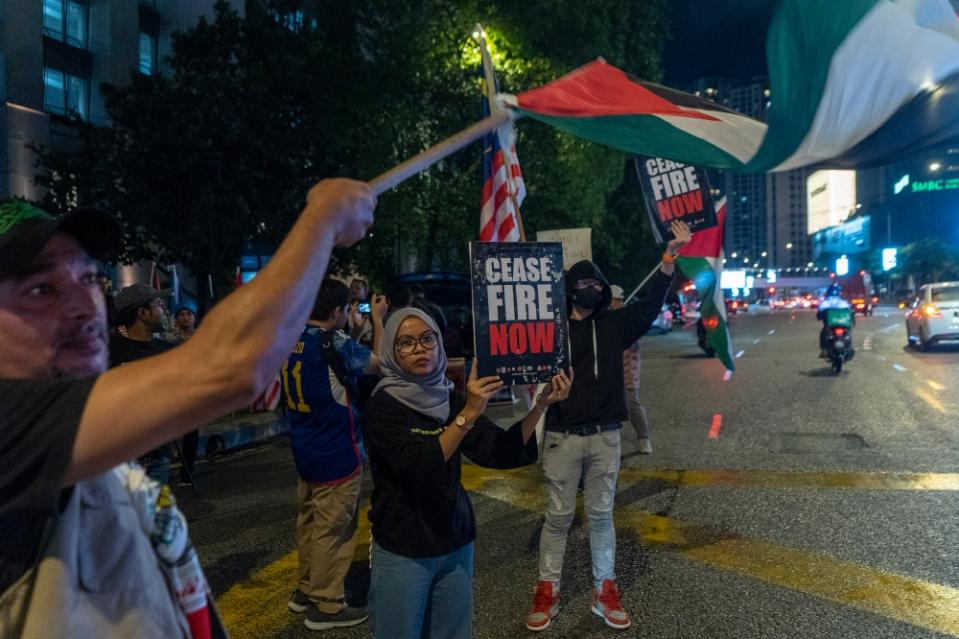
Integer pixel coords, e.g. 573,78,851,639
591,580,631,630
288,590,310,613
304,605,368,631
525,581,560,632
637,438,653,454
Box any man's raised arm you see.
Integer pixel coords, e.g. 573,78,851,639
67,179,375,484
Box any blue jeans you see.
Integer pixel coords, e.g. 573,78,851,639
369,540,473,639
538,428,621,588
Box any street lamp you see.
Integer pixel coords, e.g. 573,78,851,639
930,162,942,171
761,251,767,257
786,242,793,250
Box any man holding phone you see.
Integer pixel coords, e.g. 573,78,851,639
349,278,373,348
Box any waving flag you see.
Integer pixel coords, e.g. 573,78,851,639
479,31,525,242
678,198,735,372
507,0,959,172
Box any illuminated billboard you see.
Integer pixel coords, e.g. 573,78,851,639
720,269,747,289
806,170,857,235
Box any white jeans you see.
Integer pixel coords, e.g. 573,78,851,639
537,428,621,588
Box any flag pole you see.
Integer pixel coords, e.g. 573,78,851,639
476,25,527,241
624,261,664,303
369,111,513,196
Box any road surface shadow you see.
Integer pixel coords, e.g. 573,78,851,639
799,367,847,378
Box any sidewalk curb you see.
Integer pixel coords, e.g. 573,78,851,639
197,411,287,457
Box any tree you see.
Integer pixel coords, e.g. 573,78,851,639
35,0,670,297
899,239,959,285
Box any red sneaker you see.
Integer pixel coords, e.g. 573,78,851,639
591,580,631,629
524,581,560,632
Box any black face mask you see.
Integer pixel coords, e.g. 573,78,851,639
573,288,602,309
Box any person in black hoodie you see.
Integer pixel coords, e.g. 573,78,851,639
363,307,570,639
525,220,691,632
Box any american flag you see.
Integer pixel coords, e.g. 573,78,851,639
479,47,525,242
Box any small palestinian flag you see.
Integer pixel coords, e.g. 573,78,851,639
677,198,735,372
508,0,959,172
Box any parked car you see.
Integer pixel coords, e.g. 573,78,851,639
905,281,959,351
725,299,745,315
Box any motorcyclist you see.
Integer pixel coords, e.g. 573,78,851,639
816,284,854,357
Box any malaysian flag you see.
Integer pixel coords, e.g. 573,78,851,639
478,30,525,242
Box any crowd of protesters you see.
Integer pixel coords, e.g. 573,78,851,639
0,177,689,639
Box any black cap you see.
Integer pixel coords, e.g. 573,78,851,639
115,283,174,315
0,199,121,277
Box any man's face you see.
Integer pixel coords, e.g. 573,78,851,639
175,309,196,331
0,234,108,378
138,298,167,331
350,280,367,301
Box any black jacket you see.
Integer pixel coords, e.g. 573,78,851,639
545,260,672,431
363,389,537,558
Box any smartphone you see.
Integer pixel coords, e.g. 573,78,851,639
358,302,372,314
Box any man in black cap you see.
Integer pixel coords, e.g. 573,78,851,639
109,283,176,483
0,178,374,637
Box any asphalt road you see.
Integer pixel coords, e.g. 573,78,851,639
180,305,959,639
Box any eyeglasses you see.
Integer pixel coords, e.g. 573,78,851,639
394,331,439,355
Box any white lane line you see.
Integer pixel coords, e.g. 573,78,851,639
928,380,945,391
735,350,745,359
752,339,761,344
722,370,733,381
768,330,776,335
863,335,873,351
892,364,908,373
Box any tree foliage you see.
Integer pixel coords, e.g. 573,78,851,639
35,0,669,300
898,239,959,284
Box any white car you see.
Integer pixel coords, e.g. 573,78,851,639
905,281,959,351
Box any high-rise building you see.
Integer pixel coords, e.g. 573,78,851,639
0,0,244,200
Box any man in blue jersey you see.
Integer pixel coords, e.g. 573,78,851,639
284,279,386,631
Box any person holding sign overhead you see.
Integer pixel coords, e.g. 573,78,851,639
362,307,571,639
524,220,691,633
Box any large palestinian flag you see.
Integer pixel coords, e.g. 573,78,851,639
677,198,735,372
508,0,959,172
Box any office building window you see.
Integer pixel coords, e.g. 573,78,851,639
43,67,89,120
43,0,88,48
139,32,157,75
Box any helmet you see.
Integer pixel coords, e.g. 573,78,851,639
825,284,842,298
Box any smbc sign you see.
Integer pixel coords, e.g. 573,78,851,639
895,176,959,194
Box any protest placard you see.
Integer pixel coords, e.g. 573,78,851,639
635,155,717,242
535,228,592,268
469,242,569,385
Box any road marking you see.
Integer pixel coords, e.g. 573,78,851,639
617,468,959,491
217,505,372,639
877,355,887,361
722,370,733,381
892,364,908,372
708,414,723,439
735,350,745,359
916,388,948,415
862,335,873,351
768,329,776,335
627,510,959,638
928,380,946,391
752,339,761,344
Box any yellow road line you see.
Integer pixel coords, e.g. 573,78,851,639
617,468,959,491
217,506,371,639
625,510,959,637
916,388,948,415
929,380,946,391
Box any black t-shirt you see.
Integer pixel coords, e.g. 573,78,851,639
363,390,537,558
0,376,96,592
109,334,173,368
545,271,672,431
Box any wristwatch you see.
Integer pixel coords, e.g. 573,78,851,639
454,414,473,432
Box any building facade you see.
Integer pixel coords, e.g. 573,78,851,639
0,0,243,200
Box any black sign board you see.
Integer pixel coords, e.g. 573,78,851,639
635,155,717,242
469,242,569,385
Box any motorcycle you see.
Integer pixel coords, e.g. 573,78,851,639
826,325,854,373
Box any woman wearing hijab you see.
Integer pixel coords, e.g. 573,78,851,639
364,307,571,639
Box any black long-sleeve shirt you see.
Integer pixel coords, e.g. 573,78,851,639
363,389,537,558
545,270,672,431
